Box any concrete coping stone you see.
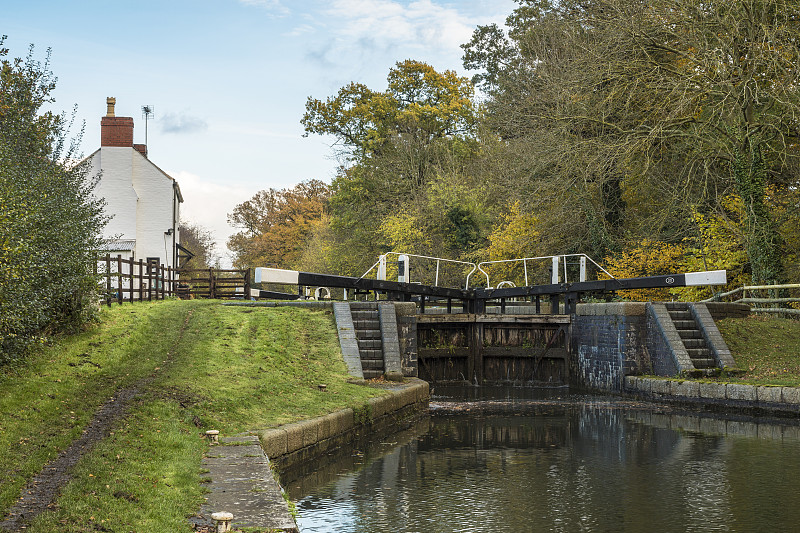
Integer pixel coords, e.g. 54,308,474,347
260,428,287,459
394,302,418,316
698,382,726,400
575,302,647,316
626,376,800,411
259,379,429,461
649,378,671,395
756,386,783,404
782,387,800,404
726,383,757,402
670,380,699,397
282,422,305,454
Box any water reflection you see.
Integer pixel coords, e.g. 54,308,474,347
284,388,800,532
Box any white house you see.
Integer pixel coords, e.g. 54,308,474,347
87,97,184,270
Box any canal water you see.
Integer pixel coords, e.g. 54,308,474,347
282,386,800,532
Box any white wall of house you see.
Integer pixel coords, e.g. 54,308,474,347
130,152,180,267
92,147,139,244
88,99,183,269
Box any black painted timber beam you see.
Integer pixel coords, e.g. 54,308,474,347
253,267,726,302
254,267,469,299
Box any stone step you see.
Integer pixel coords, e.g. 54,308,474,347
665,302,689,310
362,369,383,380
355,328,382,340
692,357,717,369
668,310,692,320
359,348,383,360
682,338,707,349
688,348,712,359
360,358,385,370
358,338,383,350
353,311,380,324
672,320,697,330
678,329,703,340
349,302,379,311
350,306,378,316
353,319,380,330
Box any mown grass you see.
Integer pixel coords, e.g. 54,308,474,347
715,315,800,387
0,300,386,532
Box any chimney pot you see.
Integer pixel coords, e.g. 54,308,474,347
101,98,134,147
106,97,116,117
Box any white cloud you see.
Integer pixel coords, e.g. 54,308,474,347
160,111,208,134
295,0,515,78
172,170,253,267
324,0,478,58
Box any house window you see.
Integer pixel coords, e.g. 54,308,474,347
146,257,160,275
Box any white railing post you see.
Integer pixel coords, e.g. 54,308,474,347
580,255,587,282
551,256,560,284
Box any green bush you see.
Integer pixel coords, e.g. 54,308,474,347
0,38,106,361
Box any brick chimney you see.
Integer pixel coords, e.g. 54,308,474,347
101,97,135,147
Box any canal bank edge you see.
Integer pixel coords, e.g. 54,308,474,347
259,378,429,470
624,376,800,417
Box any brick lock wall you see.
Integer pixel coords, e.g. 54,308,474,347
571,306,648,392
101,116,134,147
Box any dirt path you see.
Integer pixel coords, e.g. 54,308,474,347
0,310,193,531
0,386,142,530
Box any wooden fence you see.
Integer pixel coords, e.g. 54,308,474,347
97,254,250,306
704,283,800,317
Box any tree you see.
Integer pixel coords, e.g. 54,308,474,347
463,0,800,283
227,179,330,269
0,38,106,361
302,60,478,160
178,221,219,269
301,61,488,276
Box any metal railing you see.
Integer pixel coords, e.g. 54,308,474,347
360,252,477,289
703,283,800,316
469,254,615,288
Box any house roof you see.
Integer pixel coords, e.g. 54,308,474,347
80,147,184,203
100,239,136,251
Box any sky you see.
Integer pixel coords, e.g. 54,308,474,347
4,0,515,266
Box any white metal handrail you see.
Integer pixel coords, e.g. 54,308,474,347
360,252,478,289
469,254,615,288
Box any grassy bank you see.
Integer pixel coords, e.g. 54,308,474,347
0,300,385,532
715,315,800,387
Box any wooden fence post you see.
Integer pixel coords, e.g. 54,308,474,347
244,269,251,300
147,261,153,302
138,259,144,302
105,254,112,307
127,257,134,302
117,255,123,305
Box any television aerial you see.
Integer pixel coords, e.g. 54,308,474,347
141,105,154,147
